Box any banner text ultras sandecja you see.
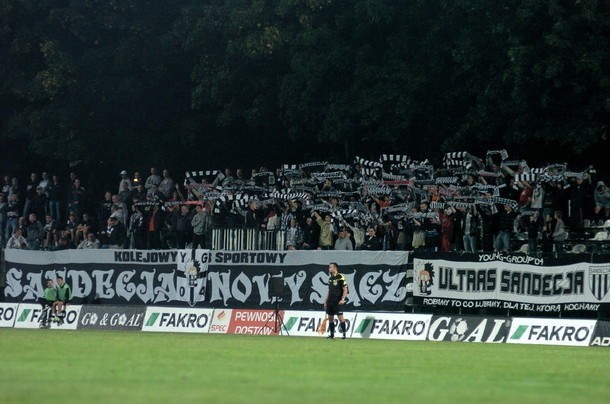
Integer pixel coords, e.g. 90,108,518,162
438,266,584,296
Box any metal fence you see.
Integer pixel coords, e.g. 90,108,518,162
211,228,286,251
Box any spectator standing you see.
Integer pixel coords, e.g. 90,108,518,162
118,170,133,193
379,216,397,251
245,201,263,229
111,194,129,224
47,175,63,223
234,169,247,187
1,175,10,195
334,227,353,250
8,177,21,198
494,204,517,252
118,181,133,208
132,184,147,202
148,184,165,202
128,205,146,249
343,219,365,249
146,204,162,249
158,169,175,199
30,186,47,221
439,209,455,252
284,218,304,250
25,213,44,250
542,213,555,253
594,181,610,224
360,227,382,250
192,203,213,250
569,176,589,238
107,216,127,249
461,206,480,253
451,208,465,252
478,199,498,252
414,202,440,252
98,192,114,224
145,167,162,192
552,210,568,253
23,172,39,218
302,216,320,250
38,172,51,195
5,193,22,240
501,178,520,203
132,171,143,187
531,184,545,212
526,213,542,254
164,205,193,249
213,168,235,188
313,211,334,250
68,178,87,218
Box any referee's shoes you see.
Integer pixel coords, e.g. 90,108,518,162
327,333,347,339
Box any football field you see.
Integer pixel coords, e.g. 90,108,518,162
0,328,608,403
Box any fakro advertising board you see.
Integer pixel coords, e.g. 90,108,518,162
142,307,214,333
507,318,596,347
14,303,81,330
0,303,19,328
351,313,431,340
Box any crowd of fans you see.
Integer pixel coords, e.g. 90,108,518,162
1,150,609,254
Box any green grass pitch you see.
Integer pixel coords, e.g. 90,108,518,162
0,329,608,403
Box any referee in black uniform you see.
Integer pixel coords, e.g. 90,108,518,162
324,262,349,339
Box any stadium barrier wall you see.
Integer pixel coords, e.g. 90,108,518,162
3,249,609,316
1,302,607,347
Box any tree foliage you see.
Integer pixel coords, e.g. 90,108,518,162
1,0,609,174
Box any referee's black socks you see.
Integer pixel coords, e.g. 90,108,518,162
339,321,347,339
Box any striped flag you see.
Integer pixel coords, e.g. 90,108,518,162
589,266,610,301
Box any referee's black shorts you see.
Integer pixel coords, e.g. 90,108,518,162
325,300,343,316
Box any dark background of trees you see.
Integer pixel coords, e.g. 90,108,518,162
1,0,609,192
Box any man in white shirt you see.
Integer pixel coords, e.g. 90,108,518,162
6,228,28,249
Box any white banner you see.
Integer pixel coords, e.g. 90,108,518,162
0,303,19,327
280,310,358,337
427,315,512,343
142,307,214,333
413,255,610,312
351,313,431,340
14,304,82,330
507,318,596,346
4,249,409,267
5,249,409,312
208,309,232,334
